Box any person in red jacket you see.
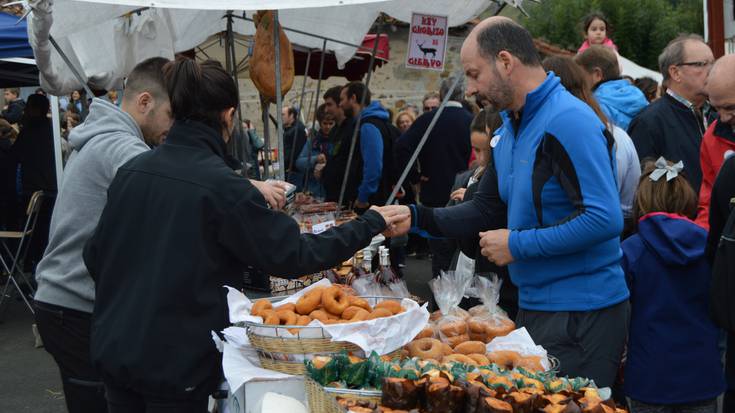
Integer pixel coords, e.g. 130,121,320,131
696,54,735,229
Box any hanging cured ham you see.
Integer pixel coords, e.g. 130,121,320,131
249,10,295,102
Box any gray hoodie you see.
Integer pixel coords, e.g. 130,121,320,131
34,98,150,313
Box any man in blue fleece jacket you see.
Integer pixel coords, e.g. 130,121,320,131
338,82,395,210
392,17,630,387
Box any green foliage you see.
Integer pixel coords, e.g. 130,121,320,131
520,0,704,70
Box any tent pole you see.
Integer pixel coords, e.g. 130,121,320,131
296,49,312,124
274,10,285,181
261,99,271,180
385,73,463,205
302,39,328,193
50,94,63,189
287,48,312,183
337,26,382,208
48,35,93,98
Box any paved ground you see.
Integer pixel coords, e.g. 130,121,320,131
0,256,433,412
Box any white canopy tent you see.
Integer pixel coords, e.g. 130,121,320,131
27,0,498,95
620,55,663,83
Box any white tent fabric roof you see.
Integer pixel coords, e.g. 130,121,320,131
619,55,663,83
28,0,494,95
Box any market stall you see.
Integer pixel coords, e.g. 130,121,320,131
18,1,634,411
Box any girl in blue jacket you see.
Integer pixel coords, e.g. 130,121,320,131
622,157,724,412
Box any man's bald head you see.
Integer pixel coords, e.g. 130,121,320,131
707,54,735,126
707,54,735,90
462,16,541,67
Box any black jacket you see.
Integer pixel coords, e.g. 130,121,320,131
395,106,473,207
323,117,356,203
11,118,57,193
628,93,706,192
1,98,25,124
83,120,386,398
707,155,735,262
283,120,307,173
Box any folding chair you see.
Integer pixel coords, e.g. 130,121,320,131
0,191,44,315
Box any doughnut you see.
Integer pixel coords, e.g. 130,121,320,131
288,315,313,335
487,350,521,370
468,317,489,333
469,332,488,343
309,309,332,322
515,355,544,372
467,353,491,366
415,326,435,339
349,296,373,312
367,308,393,320
341,306,365,320
453,341,487,355
295,288,324,315
251,299,273,316
468,305,489,317
440,343,454,356
263,311,280,325
443,354,478,365
445,334,470,348
275,303,296,313
485,318,516,341
322,286,350,316
407,338,444,360
276,310,298,326
345,308,370,322
374,300,403,315
439,320,468,337
430,310,443,322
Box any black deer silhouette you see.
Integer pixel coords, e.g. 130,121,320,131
417,41,437,58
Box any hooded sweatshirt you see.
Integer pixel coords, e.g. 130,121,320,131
357,101,390,203
594,78,648,130
622,213,725,404
34,98,150,313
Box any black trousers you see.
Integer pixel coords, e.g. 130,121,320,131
105,382,208,413
516,300,630,388
34,301,108,413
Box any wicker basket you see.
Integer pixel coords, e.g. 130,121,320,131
305,377,380,413
246,296,406,375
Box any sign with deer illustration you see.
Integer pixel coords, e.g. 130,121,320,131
405,12,448,72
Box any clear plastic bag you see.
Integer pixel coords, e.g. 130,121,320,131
429,270,474,348
466,275,516,343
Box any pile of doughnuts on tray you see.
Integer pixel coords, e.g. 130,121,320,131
250,285,405,332
404,306,543,372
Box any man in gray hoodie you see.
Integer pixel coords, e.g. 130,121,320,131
33,57,173,413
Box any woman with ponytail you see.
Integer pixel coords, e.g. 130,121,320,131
83,58,408,412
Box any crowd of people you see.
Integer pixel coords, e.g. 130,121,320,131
1,10,734,413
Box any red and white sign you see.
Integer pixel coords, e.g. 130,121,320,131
405,12,448,71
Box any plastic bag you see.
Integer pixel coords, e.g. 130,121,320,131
429,270,474,348
466,275,515,343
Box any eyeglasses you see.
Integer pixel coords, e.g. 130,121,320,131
677,60,713,68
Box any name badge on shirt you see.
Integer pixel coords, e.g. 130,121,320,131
490,135,501,148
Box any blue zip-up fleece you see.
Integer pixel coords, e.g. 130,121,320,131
622,213,724,404
594,79,648,130
358,101,389,203
499,73,629,311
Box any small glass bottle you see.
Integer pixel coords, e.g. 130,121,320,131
376,247,398,285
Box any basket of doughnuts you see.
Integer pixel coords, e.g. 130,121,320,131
238,280,430,375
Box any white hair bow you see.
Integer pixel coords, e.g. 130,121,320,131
649,156,684,182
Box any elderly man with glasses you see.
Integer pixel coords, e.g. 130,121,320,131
628,34,715,192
